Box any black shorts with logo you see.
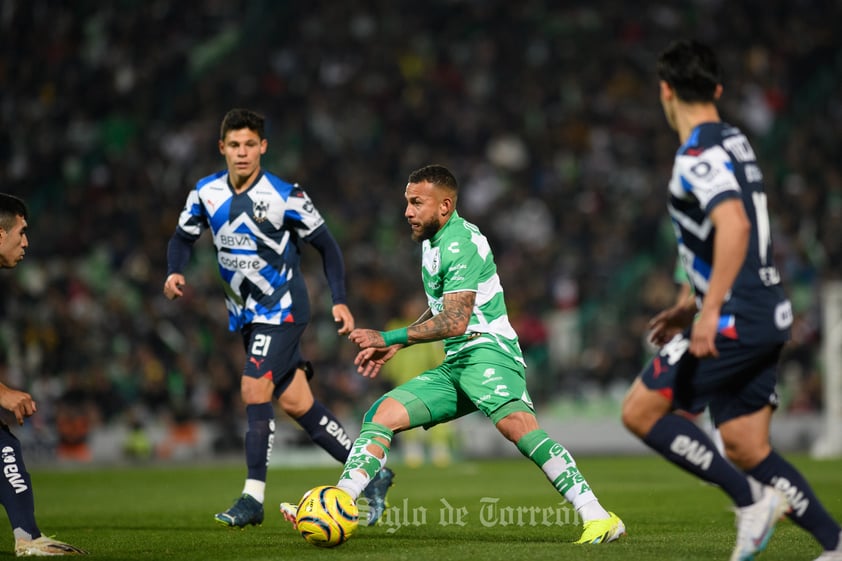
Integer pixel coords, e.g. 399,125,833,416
241,322,310,399
640,332,781,426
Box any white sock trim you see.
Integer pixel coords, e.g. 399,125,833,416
243,479,266,503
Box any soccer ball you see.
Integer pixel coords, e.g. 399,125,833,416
296,485,359,547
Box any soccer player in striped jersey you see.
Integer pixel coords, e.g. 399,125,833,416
164,109,391,528
621,40,842,561
0,193,87,556
283,164,625,543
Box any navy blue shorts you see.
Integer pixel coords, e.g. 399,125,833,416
639,332,781,426
241,323,311,399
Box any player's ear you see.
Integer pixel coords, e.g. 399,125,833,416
440,195,454,217
260,138,268,155
713,84,723,101
218,139,225,155
659,80,673,101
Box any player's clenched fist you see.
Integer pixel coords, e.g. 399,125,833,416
0,386,37,425
163,273,186,300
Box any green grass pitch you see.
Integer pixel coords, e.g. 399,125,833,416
15,454,841,560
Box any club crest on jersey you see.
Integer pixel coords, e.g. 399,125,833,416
423,247,440,275
253,200,269,223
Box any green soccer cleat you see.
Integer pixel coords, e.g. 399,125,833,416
214,494,264,528
360,467,395,526
574,512,626,544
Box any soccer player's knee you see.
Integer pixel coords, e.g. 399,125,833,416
620,402,636,431
620,390,652,436
365,396,414,431
495,411,537,443
722,438,767,470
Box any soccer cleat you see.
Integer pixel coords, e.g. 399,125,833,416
730,486,790,561
15,536,87,556
214,494,264,528
360,467,395,526
574,512,626,544
279,501,298,529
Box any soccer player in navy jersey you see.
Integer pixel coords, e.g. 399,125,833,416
621,40,842,561
0,194,87,556
164,109,392,528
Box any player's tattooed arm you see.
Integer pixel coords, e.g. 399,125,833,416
407,291,474,343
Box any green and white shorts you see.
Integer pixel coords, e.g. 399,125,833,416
383,345,534,429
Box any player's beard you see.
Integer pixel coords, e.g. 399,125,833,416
411,217,440,242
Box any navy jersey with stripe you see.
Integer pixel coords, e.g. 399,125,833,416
667,122,792,345
175,169,325,331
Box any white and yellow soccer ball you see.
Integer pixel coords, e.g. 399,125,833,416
296,485,359,547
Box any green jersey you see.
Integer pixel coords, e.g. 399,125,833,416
420,211,525,368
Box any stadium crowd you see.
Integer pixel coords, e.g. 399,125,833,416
1,0,840,460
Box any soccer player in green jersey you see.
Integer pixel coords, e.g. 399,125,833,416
283,165,624,543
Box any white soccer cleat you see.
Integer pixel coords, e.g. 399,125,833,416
15,536,87,557
730,486,790,561
279,501,298,529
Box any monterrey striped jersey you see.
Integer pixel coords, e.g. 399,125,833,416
668,122,792,345
175,169,325,331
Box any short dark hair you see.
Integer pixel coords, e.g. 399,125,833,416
0,193,28,231
407,164,458,193
220,108,265,140
657,40,721,103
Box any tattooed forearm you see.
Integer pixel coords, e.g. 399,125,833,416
407,291,474,343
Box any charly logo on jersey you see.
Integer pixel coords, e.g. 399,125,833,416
253,200,269,223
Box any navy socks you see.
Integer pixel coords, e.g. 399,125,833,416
294,401,352,462
644,414,754,506
244,403,275,481
0,425,39,539
748,450,842,551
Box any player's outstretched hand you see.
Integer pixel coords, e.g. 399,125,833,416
332,304,354,335
349,328,385,349
354,346,400,378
